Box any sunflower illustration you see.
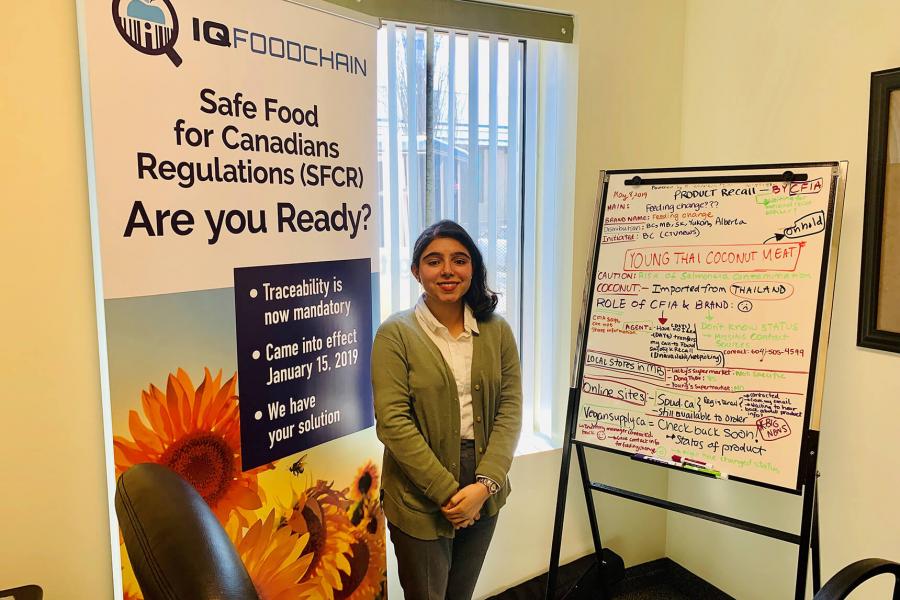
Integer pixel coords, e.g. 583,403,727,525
122,587,143,600
342,462,387,600
347,460,381,546
113,368,271,525
285,481,356,599
350,461,379,501
335,502,386,600
227,509,314,600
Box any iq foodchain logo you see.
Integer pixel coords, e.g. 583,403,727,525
112,0,182,66
111,0,368,76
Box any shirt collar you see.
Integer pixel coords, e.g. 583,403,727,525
415,294,479,337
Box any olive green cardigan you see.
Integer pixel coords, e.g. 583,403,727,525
372,309,522,540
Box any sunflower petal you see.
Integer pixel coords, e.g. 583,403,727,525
258,529,299,574
112,444,129,473
224,515,242,541
175,368,195,394
224,482,263,511
204,385,230,415
212,402,239,433
190,373,208,429
148,383,175,441
210,368,223,391
335,552,352,575
128,410,164,454
204,379,234,426
165,374,188,438
142,385,172,441
292,551,315,579
243,518,265,560
295,580,328,596
113,439,151,469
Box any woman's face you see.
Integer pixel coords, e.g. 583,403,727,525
412,237,473,307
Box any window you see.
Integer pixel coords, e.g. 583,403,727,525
376,24,524,329
376,22,574,451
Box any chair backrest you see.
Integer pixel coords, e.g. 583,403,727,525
0,585,43,600
814,558,900,600
115,463,260,600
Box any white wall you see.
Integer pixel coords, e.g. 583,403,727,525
667,2,900,598
2,1,688,598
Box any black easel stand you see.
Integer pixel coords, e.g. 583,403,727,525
545,387,822,600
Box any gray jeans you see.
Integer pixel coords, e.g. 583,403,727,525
388,440,498,600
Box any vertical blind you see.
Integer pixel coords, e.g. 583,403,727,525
376,23,526,337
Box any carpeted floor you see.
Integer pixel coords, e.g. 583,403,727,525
487,555,734,600
606,558,733,599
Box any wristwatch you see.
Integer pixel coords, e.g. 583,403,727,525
476,475,501,495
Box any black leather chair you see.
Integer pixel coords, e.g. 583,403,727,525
0,585,42,600
814,558,900,600
115,463,260,600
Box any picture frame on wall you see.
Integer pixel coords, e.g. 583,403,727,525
859,66,900,353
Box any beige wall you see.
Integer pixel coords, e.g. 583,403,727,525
1,3,113,598
667,1,900,598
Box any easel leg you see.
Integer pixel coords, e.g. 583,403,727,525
795,485,814,599
546,446,572,600
576,443,607,598
811,477,821,593
795,432,820,600
545,388,580,600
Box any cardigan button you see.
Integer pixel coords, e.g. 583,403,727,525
474,384,481,391
478,446,484,453
475,416,482,423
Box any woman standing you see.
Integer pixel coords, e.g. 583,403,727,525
372,220,522,599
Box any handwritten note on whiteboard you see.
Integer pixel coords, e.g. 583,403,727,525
575,165,839,491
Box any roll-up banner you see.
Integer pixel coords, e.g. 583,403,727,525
76,0,385,597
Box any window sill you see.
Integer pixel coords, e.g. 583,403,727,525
515,430,557,456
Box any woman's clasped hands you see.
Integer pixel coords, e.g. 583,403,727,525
441,483,490,529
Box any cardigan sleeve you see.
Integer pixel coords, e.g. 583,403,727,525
475,317,523,486
371,323,459,506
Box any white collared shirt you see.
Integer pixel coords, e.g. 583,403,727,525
414,295,478,440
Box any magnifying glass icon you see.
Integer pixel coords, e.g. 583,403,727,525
112,0,183,67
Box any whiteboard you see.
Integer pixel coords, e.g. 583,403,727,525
573,163,844,492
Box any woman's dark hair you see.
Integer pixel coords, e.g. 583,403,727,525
411,220,498,320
